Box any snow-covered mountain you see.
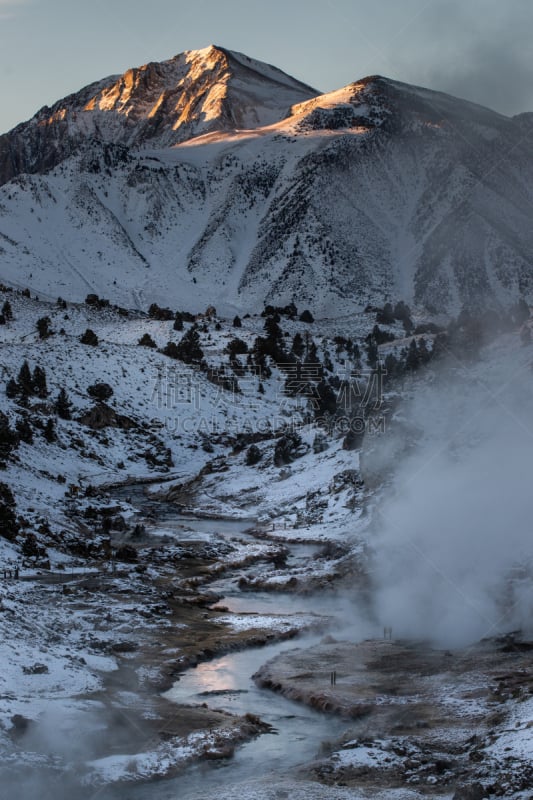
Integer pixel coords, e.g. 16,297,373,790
1,47,533,315
0,45,317,184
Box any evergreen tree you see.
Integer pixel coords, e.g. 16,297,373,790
384,352,400,381
36,316,52,339
245,444,262,466
376,302,395,325
0,482,19,540
366,337,378,368
43,418,57,443
299,309,314,323
87,382,113,402
173,313,184,331
138,332,157,348
5,378,19,399
162,341,180,359
0,412,19,465
226,338,248,357
292,332,304,358
417,337,431,365
405,339,420,371
175,325,204,365
80,328,98,346
17,361,33,397
394,301,411,322
232,315,242,328
32,366,48,398
2,300,13,321
16,416,33,444
55,388,72,420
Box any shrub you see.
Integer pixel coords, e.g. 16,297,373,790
87,382,113,402
138,333,156,348
148,303,173,321
299,309,314,323
80,328,98,346
245,444,262,466
274,432,305,466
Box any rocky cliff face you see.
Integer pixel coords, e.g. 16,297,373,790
0,45,317,185
0,49,533,315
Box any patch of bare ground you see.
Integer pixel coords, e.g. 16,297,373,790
253,636,533,796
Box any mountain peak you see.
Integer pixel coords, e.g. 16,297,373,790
0,46,318,184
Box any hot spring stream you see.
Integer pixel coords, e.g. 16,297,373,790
102,486,356,798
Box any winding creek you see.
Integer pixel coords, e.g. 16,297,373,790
102,484,361,797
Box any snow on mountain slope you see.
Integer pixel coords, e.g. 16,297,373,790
1,53,533,315
0,45,317,186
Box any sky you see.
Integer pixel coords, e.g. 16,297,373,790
0,0,532,134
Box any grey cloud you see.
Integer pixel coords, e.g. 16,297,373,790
391,0,533,115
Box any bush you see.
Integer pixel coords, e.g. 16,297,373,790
87,382,114,402
80,328,98,346
16,416,33,444
226,337,248,357
274,432,305,466
148,303,173,321
245,444,262,466
138,332,157,348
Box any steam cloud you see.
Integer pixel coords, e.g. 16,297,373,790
367,340,533,647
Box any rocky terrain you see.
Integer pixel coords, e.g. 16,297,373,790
0,281,532,798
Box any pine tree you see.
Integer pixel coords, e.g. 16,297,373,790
43,418,57,443
175,325,204,365
32,366,48,398
376,302,395,325
55,388,72,420
5,378,19,399
405,339,420,371
0,482,19,540
2,300,13,321
292,332,304,358
15,416,33,444
80,328,98,346
17,361,33,397
36,316,52,339
232,315,242,328
366,337,378,368
417,337,431,365
0,412,19,465
138,332,156,348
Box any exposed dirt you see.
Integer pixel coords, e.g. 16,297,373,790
254,636,533,796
